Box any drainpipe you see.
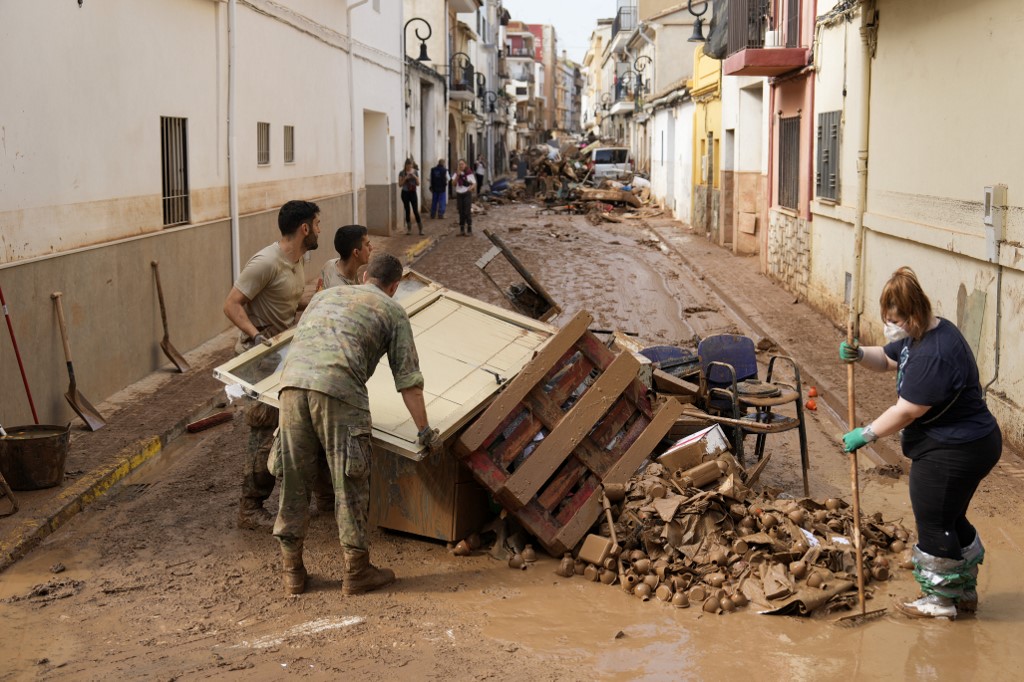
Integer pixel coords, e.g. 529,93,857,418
763,83,775,272
347,0,370,224
983,265,1003,398
228,0,240,280
849,3,877,340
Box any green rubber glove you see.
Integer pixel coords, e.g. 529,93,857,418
843,428,870,453
839,339,863,363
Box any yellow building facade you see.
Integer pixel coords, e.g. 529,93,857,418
690,46,721,239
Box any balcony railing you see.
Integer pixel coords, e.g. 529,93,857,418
611,5,637,41
726,0,770,56
450,60,475,93
506,47,533,58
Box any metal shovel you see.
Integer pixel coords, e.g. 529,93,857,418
151,261,190,372
51,292,106,431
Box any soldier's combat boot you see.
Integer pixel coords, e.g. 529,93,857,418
342,549,395,595
281,544,307,595
237,498,275,531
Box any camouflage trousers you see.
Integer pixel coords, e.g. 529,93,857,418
242,401,279,504
273,388,372,552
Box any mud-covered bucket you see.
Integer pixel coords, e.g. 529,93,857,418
0,424,71,490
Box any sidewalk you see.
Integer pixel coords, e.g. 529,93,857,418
0,229,441,572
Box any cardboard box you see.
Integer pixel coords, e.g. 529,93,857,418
656,425,730,472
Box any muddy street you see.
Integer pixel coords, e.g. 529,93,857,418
2,203,1024,680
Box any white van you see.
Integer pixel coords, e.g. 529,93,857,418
588,147,632,180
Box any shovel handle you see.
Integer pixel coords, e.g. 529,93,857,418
151,261,171,338
51,292,75,366
846,317,867,615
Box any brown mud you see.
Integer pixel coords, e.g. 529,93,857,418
1,203,1023,679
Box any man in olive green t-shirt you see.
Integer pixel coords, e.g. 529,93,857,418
223,199,321,530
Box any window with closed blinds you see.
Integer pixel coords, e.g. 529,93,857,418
816,110,841,201
257,122,270,165
284,125,295,163
779,115,801,210
160,116,190,227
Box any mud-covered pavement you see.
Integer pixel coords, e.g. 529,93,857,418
2,203,1024,680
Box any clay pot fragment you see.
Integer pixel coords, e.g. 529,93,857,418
788,509,806,526
825,498,843,511
890,540,906,554
709,548,728,566
761,513,779,530
732,539,749,556
813,509,829,524
689,585,707,602
633,558,651,575
789,560,808,580
732,591,748,607
466,533,482,550
671,592,690,608
707,572,726,588
634,583,652,601
584,564,600,582
643,574,659,589
575,559,587,576
703,596,721,614
509,553,526,570
452,540,472,556
720,597,736,613
871,565,890,582
522,545,537,563
557,553,575,578
807,572,824,588
656,584,673,602
899,550,914,570
600,568,617,585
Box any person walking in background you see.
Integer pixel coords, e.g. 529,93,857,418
453,159,475,236
398,160,422,235
222,200,320,530
839,267,1001,619
474,156,486,195
428,158,450,220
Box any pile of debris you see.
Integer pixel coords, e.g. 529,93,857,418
557,454,913,616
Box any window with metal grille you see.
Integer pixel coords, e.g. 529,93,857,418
257,122,270,165
779,115,800,210
284,125,294,163
160,116,190,227
816,110,840,201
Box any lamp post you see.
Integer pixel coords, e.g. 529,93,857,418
476,73,487,99
403,17,432,61
483,90,498,113
618,69,638,101
633,54,652,94
450,51,474,91
687,0,708,43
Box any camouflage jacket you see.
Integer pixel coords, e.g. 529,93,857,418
279,283,423,416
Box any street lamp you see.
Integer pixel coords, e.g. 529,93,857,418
633,54,652,94
476,73,487,98
483,90,498,113
450,51,474,90
404,17,432,61
601,92,612,110
687,1,708,43
618,69,638,100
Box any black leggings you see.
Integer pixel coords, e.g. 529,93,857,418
401,190,420,226
904,427,1001,559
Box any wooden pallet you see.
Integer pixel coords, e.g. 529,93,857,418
455,311,684,555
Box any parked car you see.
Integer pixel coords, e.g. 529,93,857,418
587,147,632,180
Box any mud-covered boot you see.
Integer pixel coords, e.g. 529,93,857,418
342,549,395,595
405,220,411,235
281,544,307,595
417,220,424,236
237,498,275,531
959,532,985,613
896,545,966,619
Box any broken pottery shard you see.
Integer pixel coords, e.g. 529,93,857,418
652,496,683,523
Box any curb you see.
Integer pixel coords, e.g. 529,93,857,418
0,394,221,573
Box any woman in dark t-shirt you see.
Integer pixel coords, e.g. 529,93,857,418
839,267,1000,620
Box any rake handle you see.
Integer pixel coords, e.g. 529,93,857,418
151,261,171,342
847,319,867,616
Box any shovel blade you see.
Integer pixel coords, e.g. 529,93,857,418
65,389,106,431
161,339,191,373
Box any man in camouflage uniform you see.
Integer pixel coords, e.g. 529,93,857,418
273,252,442,595
223,199,333,530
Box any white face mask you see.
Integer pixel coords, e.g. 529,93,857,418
884,321,910,343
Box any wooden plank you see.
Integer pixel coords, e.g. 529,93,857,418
552,482,604,552
575,329,617,372
555,475,600,526
589,397,634,449
607,413,649,459
543,353,593,406
523,392,616,477
602,398,685,485
503,351,640,507
483,229,561,320
537,458,586,511
653,368,701,396
457,310,593,456
492,411,543,466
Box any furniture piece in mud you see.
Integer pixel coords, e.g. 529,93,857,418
212,271,557,542
475,229,561,322
696,334,809,494
455,310,684,556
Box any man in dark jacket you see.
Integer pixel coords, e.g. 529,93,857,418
428,159,450,219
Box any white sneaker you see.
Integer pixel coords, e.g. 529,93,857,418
897,594,957,619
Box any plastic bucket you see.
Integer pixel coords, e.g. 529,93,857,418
0,424,71,490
